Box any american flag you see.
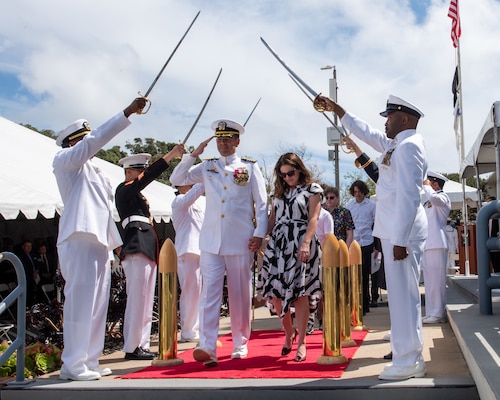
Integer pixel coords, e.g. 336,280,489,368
448,0,461,48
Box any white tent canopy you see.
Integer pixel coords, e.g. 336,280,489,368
460,101,500,180
437,179,479,210
0,116,176,222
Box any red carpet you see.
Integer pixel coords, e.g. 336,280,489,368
119,329,368,379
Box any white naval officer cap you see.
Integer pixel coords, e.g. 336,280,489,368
427,170,448,183
379,95,424,119
56,119,91,147
211,119,245,137
119,153,151,169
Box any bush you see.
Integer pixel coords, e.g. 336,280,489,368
0,340,62,379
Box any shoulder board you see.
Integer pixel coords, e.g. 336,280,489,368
241,157,256,163
203,157,219,162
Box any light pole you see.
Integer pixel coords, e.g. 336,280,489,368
321,65,340,188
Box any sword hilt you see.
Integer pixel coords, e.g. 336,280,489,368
136,91,152,114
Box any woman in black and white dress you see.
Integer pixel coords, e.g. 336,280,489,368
258,152,322,362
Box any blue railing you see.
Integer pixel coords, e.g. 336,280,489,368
476,200,500,315
0,252,26,383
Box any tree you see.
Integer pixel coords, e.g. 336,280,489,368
21,124,56,139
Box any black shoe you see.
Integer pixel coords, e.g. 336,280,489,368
370,301,378,308
124,347,154,360
141,347,158,357
383,351,393,360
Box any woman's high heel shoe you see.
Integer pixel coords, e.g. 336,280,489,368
281,329,298,356
293,344,306,362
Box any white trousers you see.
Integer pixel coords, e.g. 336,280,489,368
58,232,111,374
422,248,448,318
381,238,425,367
177,253,202,340
122,253,157,353
199,252,253,352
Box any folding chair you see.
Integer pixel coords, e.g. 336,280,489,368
41,283,55,302
0,283,16,321
0,323,14,343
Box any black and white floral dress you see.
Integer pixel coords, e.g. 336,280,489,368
258,182,322,317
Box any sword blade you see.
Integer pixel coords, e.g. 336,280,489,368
260,37,318,98
182,67,223,144
243,97,261,127
144,10,201,97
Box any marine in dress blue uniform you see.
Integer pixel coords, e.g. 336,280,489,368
170,119,268,367
115,148,184,360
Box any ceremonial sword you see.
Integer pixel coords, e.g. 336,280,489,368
260,37,344,115
243,97,262,127
181,67,223,144
138,10,201,113
260,37,320,98
288,74,348,139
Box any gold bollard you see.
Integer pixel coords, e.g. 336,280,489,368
349,241,368,331
317,233,348,364
151,238,184,366
339,240,356,347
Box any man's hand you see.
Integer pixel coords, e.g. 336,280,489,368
393,245,409,261
163,143,185,163
123,97,148,117
191,136,214,158
313,95,346,117
248,236,263,253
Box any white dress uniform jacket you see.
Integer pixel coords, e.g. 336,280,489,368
53,112,130,250
422,187,451,250
170,154,268,253
171,183,206,257
341,113,428,246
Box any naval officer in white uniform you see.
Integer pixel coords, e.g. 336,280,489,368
171,182,206,342
170,119,268,367
314,93,428,381
421,171,451,323
53,97,147,381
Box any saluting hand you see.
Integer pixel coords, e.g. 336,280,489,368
191,136,214,158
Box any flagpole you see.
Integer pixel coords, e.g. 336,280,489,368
456,39,471,276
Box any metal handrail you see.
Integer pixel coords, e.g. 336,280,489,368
476,200,500,315
0,252,27,383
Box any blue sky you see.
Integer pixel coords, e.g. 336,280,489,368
1,0,500,189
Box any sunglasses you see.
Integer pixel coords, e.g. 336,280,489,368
278,169,296,178
325,196,336,200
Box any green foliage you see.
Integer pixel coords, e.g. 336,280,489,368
20,123,56,139
96,145,128,165
0,341,62,379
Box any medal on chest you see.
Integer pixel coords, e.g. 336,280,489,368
233,167,249,186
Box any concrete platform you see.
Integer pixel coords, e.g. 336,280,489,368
1,277,493,400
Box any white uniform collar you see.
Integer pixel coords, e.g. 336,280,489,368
220,153,238,165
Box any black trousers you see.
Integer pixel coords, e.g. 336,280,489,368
361,243,374,312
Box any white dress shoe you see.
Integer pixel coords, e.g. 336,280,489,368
422,315,446,324
60,367,101,381
383,332,391,341
193,346,218,367
378,361,426,380
231,345,248,359
90,367,112,376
